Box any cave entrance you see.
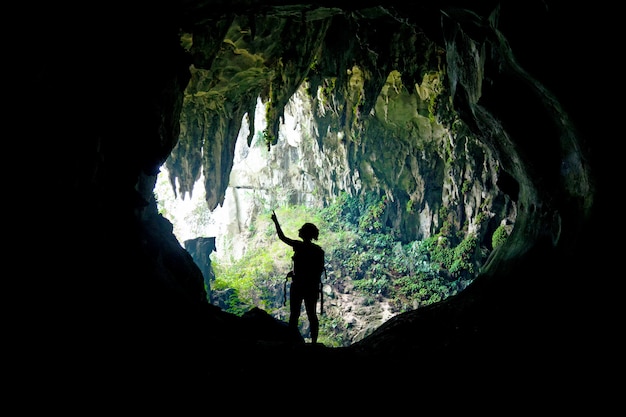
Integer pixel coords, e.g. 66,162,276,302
154,86,509,346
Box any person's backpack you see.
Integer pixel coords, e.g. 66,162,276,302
292,243,324,283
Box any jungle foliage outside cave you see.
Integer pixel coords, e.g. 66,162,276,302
207,191,509,347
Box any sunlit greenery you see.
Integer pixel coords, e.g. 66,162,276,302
211,191,484,345
492,224,509,249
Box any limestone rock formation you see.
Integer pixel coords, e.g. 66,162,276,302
184,236,216,301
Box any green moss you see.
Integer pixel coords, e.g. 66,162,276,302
180,32,193,51
492,224,509,249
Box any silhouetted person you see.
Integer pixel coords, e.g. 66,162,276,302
271,210,324,344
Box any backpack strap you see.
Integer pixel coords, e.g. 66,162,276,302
319,267,327,315
284,259,295,307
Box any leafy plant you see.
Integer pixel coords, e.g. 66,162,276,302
492,224,509,249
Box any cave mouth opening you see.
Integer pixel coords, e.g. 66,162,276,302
154,85,506,346
145,1,538,347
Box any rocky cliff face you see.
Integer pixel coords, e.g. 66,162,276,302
168,6,519,245
27,0,612,407
179,73,517,342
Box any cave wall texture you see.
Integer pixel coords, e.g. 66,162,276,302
21,0,615,409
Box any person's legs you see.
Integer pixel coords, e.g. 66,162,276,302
304,295,319,344
289,284,303,331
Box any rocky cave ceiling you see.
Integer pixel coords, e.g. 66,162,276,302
25,0,614,408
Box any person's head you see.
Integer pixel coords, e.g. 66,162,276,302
298,222,319,241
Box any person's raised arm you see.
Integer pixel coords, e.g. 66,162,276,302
271,210,297,246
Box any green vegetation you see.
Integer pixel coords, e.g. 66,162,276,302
211,191,484,345
492,224,509,249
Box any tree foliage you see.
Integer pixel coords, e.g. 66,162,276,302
211,191,487,345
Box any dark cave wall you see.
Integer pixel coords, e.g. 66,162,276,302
24,0,613,402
